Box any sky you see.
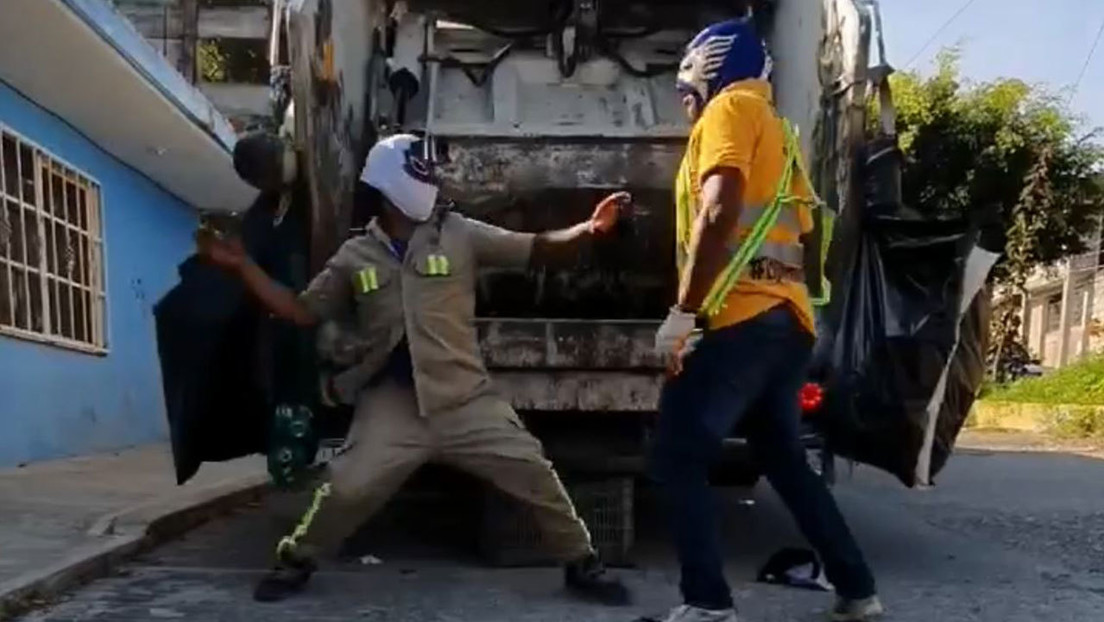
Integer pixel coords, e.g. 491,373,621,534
879,0,1104,134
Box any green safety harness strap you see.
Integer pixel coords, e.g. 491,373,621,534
699,119,831,317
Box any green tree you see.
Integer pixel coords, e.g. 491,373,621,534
889,50,1103,270
879,50,1104,380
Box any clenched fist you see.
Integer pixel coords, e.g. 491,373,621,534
195,225,247,271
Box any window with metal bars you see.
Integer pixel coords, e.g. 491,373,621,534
0,126,107,353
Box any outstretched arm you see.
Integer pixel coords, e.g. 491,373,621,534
529,192,630,269
195,227,319,327
530,221,594,268
237,260,319,326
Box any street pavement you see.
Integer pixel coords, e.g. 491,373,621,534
16,448,1104,622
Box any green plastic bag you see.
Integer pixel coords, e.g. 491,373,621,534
268,404,318,488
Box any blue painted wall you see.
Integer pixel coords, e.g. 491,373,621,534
0,79,197,466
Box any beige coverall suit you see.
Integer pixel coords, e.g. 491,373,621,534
278,211,593,562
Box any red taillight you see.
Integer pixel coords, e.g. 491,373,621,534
799,382,824,415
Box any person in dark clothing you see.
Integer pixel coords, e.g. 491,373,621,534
647,19,882,622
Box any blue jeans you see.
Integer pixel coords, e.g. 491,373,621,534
650,306,876,610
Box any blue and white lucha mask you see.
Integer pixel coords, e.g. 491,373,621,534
677,18,773,107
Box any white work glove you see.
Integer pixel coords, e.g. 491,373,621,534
655,306,700,359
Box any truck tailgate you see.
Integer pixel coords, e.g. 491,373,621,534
478,319,663,412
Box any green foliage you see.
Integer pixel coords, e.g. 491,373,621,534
986,355,1104,406
197,40,227,83
882,49,1104,276
198,39,269,84
880,49,1104,380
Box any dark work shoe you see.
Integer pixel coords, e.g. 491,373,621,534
253,554,317,602
564,553,632,606
830,595,885,621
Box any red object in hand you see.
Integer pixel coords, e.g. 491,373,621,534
799,382,824,414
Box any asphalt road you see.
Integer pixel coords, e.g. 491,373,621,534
18,448,1104,622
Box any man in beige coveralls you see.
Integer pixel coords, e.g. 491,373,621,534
197,134,631,605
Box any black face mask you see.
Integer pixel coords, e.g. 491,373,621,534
233,131,291,193
351,182,384,233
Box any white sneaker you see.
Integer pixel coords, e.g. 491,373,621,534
830,596,885,621
661,604,739,622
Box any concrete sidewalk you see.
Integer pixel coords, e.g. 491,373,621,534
0,444,267,618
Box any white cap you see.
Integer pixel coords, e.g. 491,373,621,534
359,134,439,222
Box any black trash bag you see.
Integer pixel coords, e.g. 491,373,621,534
155,185,317,485
816,216,972,486
814,139,997,487
155,257,269,485
927,291,990,479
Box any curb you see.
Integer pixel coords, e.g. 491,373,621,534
0,473,270,620
970,401,1104,440
0,536,144,621
87,472,271,538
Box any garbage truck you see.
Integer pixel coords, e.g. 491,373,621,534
263,0,885,483
159,0,995,515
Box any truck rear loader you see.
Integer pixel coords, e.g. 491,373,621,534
273,0,891,485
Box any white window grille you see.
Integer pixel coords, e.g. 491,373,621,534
0,126,107,353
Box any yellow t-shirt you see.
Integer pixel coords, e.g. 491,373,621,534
676,79,816,334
